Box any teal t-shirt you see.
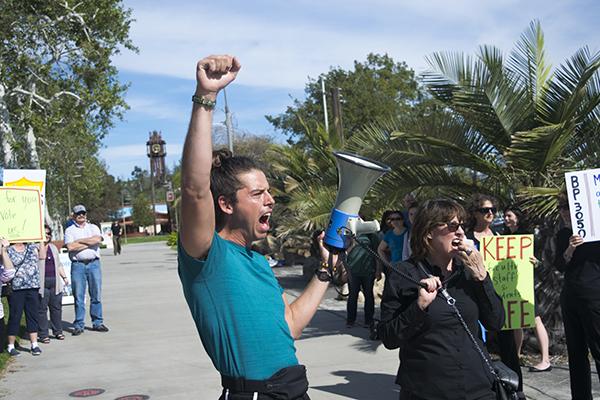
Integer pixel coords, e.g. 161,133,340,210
178,233,298,380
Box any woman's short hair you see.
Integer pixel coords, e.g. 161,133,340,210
410,199,466,260
467,193,497,229
379,209,402,233
210,149,262,227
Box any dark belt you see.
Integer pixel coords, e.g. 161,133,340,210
73,258,99,264
221,375,270,393
220,365,309,400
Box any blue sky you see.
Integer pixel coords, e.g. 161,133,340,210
101,0,600,179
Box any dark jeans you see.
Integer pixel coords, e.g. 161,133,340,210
112,236,121,255
497,329,523,392
346,273,375,325
561,290,600,400
7,288,40,335
38,276,63,338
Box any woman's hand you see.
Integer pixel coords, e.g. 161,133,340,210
417,276,441,310
529,256,540,268
454,238,487,281
564,234,584,262
0,237,9,250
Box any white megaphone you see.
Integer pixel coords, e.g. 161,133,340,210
323,151,391,251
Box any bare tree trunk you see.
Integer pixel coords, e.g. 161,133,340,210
25,125,40,167
0,83,17,168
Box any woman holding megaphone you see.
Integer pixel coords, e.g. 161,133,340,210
378,199,505,400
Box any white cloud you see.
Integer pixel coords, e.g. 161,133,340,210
126,96,189,121
99,143,184,178
115,0,597,89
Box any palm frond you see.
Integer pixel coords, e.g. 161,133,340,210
543,46,600,124
507,20,553,120
506,122,575,173
423,51,513,150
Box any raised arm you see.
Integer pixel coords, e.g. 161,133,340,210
180,55,241,259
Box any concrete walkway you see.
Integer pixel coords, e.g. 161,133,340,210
0,242,597,399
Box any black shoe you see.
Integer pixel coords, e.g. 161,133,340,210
8,348,20,357
91,324,109,332
31,346,42,356
72,328,84,336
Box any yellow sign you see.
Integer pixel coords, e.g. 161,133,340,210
0,187,44,242
481,234,535,330
4,176,44,192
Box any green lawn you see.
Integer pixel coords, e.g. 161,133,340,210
122,235,169,245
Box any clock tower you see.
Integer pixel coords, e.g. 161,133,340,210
146,131,167,234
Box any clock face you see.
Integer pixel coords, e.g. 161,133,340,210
151,143,161,154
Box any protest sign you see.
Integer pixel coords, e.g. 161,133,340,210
565,168,600,242
0,187,44,242
481,234,535,330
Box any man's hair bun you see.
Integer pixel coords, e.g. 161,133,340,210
212,149,233,168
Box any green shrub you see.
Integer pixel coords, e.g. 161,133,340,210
167,231,178,247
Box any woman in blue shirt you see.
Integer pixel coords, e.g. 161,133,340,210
378,211,409,266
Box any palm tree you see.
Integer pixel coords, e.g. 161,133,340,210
272,20,599,348
346,20,600,348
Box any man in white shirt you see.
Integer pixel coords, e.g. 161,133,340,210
64,204,109,335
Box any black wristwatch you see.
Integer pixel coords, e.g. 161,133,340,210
314,265,332,282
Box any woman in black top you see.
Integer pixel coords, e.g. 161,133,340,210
464,195,525,399
379,199,505,400
555,195,600,400
503,206,552,373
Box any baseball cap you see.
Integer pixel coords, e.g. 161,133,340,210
73,204,87,214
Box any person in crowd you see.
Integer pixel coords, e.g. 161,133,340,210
401,193,417,228
465,194,525,398
503,206,552,373
6,241,45,356
0,237,16,353
379,199,505,400
38,225,70,343
378,210,396,238
555,193,600,400
110,221,122,256
64,204,109,335
377,210,409,269
178,54,336,400
403,202,419,259
345,232,379,328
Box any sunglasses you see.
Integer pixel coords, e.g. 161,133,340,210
75,211,87,216
388,217,403,221
440,221,466,232
45,232,52,236
477,207,497,214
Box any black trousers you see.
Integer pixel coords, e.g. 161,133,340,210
0,318,6,351
38,277,64,338
561,290,600,400
7,288,40,336
346,273,375,325
497,329,523,392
